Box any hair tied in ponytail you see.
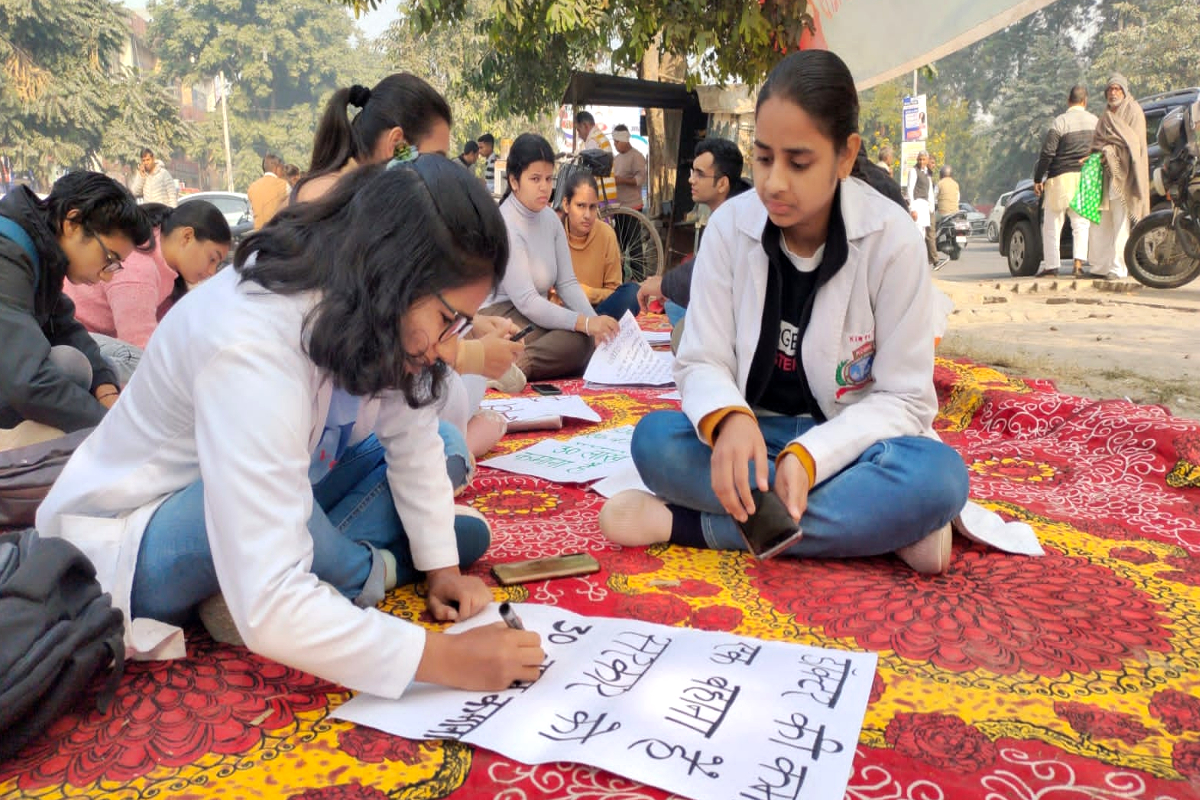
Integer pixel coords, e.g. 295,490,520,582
348,85,372,108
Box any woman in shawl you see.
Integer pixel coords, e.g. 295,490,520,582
1088,73,1150,280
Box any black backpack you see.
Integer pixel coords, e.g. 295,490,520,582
0,528,125,760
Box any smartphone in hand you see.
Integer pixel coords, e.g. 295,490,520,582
737,489,803,560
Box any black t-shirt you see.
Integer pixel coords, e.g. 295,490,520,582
756,244,822,416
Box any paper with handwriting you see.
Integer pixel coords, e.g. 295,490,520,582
480,425,633,483
479,395,602,424
584,311,675,386
335,604,876,800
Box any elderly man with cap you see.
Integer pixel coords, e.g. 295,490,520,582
610,125,647,211
1087,73,1149,280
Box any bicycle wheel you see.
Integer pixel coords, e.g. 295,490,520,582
1124,210,1200,289
602,206,664,283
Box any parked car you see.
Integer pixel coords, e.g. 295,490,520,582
177,191,254,245
999,87,1200,276
986,191,1015,242
958,201,988,237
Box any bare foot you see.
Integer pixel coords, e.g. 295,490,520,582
599,490,672,546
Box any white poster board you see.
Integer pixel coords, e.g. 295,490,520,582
480,425,634,483
336,605,877,800
584,311,675,387
479,395,602,424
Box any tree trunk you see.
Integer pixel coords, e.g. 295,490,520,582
639,37,686,217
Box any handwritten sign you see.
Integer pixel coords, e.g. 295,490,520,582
480,425,634,483
334,605,877,800
584,311,675,386
480,395,602,424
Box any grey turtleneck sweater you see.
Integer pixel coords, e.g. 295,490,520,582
489,195,595,330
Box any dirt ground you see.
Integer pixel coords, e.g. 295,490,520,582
935,276,1200,420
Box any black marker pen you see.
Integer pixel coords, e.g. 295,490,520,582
498,602,525,630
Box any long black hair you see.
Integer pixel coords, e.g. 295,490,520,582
757,50,858,152
757,51,895,198
38,172,152,313
295,74,452,198
235,156,509,406
501,133,556,202
142,200,233,303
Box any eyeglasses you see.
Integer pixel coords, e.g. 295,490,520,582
88,229,124,275
436,292,473,341
689,167,717,181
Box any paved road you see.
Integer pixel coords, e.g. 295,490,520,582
937,237,1200,303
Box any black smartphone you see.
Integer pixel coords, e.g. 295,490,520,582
511,324,536,342
491,553,601,585
737,489,803,560
531,383,563,396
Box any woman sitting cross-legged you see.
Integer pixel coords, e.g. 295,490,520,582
38,157,544,695
478,133,620,382
560,171,640,320
599,51,970,574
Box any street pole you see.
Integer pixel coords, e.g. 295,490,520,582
913,69,917,95
218,71,234,192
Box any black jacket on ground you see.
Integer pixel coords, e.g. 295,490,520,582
0,188,114,431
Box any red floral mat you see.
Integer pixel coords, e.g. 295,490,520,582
3,357,1200,800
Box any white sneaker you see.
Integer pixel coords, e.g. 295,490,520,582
895,523,953,574
486,363,527,394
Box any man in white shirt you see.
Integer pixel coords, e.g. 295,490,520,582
575,111,618,206
130,148,178,207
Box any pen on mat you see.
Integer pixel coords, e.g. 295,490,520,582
498,602,525,630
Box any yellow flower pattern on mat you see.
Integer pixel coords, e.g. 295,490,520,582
968,456,1059,482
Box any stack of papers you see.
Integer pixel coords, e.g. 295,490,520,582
583,311,675,387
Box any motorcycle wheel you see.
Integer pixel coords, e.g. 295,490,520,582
950,246,962,260
1124,210,1200,289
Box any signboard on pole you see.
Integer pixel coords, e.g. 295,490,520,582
900,140,925,187
903,94,928,142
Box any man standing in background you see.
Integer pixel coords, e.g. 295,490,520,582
1033,85,1099,277
457,141,480,170
575,111,618,206
876,145,894,177
477,133,497,194
610,125,646,211
247,153,290,230
935,165,960,220
130,148,178,207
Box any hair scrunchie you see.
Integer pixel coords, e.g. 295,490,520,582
348,84,372,108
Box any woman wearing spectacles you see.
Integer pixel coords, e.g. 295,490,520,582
63,200,232,386
0,171,152,450
39,157,545,694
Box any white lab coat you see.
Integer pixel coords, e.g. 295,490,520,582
37,267,458,699
675,177,937,485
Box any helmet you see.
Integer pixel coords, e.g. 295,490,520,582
1157,106,1187,153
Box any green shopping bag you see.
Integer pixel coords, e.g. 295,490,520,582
1070,153,1103,224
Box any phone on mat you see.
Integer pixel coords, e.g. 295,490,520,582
737,489,803,560
531,383,563,396
491,552,601,585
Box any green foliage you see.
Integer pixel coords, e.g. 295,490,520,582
334,0,815,116
377,3,560,151
0,0,192,183
147,0,385,189
1092,0,1200,96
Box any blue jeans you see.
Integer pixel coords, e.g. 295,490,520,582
595,283,641,320
664,301,686,327
130,434,490,625
631,411,969,558
438,419,472,490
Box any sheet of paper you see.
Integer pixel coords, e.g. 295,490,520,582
335,604,876,800
480,395,602,424
954,501,1044,556
480,425,634,484
657,390,682,401
642,329,673,346
589,461,651,498
583,311,675,386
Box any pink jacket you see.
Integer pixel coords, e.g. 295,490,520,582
64,233,177,348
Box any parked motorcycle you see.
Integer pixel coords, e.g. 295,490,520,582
936,212,970,261
1124,98,1200,289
